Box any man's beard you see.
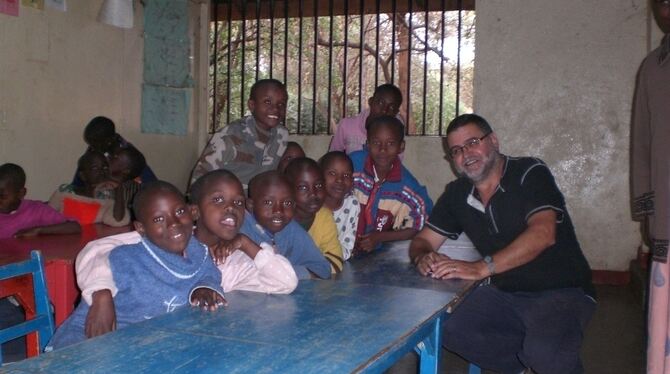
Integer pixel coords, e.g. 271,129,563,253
456,150,500,184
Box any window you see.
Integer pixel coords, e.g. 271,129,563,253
209,0,475,136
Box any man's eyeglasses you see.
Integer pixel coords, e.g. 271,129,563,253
448,132,492,159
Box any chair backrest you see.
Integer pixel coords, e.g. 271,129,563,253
0,250,55,365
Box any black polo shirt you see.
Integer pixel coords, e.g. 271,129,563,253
428,156,595,297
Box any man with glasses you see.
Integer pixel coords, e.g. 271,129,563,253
632,1,670,372
409,114,595,373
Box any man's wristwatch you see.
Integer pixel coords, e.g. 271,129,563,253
483,255,496,276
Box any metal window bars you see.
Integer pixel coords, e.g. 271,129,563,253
209,0,475,136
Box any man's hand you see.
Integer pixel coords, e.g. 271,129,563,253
190,289,226,311
431,258,488,281
85,290,116,338
409,228,449,273
414,251,446,276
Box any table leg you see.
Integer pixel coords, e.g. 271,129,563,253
44,260,78,327
416,315,441,374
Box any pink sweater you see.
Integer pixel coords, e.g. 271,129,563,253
329,110,370,154
0,199,70,239
329,109,405,158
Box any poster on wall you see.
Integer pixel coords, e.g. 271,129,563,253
21,0,43,10
141,84,191,136
143,0,190,86
141,0,191,136
0,0,19,16
144,35,191,87
45,0,66,12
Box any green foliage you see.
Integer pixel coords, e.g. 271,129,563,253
209,10,475,136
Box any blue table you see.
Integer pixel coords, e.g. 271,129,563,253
337,241,476,312
5,243,474,373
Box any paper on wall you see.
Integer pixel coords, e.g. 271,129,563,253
0,0,19,16
21,0,43,9
45,0,65,12
98,0,133,29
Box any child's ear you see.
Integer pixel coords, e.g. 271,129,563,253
247,98,256,113
18,187,27,199
245,198,254,212
133,221,145,235
190,204,200,221
399,140,406,154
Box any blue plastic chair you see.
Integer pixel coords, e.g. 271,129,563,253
0,251,55,365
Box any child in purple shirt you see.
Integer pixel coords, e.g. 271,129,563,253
329,84,403,154
0,163,80,239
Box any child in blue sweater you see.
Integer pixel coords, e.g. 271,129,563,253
48,181,224,350
242,170,332,279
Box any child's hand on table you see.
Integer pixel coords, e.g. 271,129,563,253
355,232,381,253
190,288,226,311
13,227,41,237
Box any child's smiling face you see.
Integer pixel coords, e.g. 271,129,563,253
134,188,195,255
250,181,295,234
248,84,288,132
195,176,246,242
322,157,353,203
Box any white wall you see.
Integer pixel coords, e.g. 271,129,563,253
472,0,657,270
0,0,207,199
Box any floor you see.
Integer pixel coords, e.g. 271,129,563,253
387,284,646,374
